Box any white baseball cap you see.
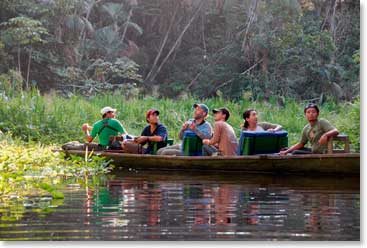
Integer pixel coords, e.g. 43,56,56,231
100,106,116,115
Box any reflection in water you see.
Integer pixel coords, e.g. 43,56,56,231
0,170,359,240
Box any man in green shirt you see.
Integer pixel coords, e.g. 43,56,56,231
280,103,339,155
82,106,127,148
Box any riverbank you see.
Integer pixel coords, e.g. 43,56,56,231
0,90,360,151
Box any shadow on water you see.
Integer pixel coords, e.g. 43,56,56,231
0,169,360,241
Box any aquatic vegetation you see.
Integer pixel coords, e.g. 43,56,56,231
0,136,113,221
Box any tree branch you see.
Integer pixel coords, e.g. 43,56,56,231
145,0,205,84
203,58,263,98
144,4,179,84
241,0,258,52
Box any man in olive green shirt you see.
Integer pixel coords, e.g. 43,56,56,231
82,106,127,147
280,104,339,155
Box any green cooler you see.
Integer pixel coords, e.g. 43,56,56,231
238,131,288,155
181,130,203,156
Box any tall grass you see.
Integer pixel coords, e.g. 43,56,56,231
0,89,360,152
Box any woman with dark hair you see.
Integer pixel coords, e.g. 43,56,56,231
242,109,282,132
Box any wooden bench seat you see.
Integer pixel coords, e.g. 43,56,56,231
327,134,350,154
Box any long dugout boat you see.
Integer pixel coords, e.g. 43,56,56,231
60,149,360,175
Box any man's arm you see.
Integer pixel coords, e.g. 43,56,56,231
82,123,94,143
279,142,305,155
135,125,167,144
280,126,308,155
190,122,212,140
150,125,167,142
208,123,221,145
116,120,128,135
319,128,339,145
135,135,164,144
179,122,189,140
318,119,339,145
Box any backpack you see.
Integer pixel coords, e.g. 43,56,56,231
97,119,119,136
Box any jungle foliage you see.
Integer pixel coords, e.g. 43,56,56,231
0,0,360,101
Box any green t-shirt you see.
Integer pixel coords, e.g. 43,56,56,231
90,118,126,146
300,118,335,154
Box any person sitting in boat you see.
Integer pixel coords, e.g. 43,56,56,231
81,106,127,150
279,103,339,155
157,103,212,156
122,108,168,154
242,109,282,132
202,107,238,156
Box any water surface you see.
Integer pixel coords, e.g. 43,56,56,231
0,170,360,240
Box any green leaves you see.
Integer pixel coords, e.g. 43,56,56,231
102,2,125,22
39,183,57,192
51,191,64,199
122,21,143,36
92,26,126,58
64,14,87,32
0,17,48,47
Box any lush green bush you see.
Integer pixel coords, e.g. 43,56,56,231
0,90,360,152
334,98,360,152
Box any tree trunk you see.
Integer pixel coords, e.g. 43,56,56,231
17,46,21,73
79,0,98,62
146,0,205,84
144,4,179,84
330,0,338,42
26,46,32,90
330,0,338,64
241,0,258,52
121,8,133,43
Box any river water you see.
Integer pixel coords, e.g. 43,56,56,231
0,170,360,241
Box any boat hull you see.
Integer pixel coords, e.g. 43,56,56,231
60,150,360,175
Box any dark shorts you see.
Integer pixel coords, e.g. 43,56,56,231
292,148,312,155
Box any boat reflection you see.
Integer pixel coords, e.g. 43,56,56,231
85,171,359,240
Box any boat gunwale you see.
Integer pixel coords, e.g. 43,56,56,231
57,149,360,161
55,149,360,175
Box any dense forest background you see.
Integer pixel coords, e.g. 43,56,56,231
0,0,360,101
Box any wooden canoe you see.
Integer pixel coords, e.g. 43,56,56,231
59,149,360,175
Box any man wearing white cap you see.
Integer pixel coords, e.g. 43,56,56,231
81,106,127,148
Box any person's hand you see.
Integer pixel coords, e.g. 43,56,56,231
182,122,189,130
279,150,288,156
121,140,128,149
82,123,89,131
318,134,328,145
135,136,148,144
203,139,210,145
189,121,197,130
